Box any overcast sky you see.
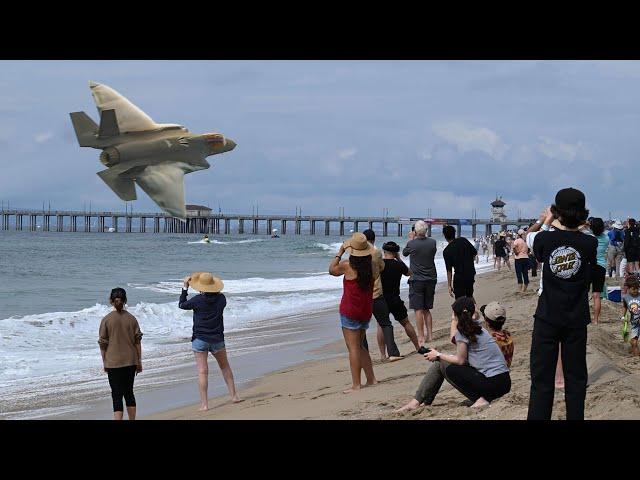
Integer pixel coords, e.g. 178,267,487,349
1,60,638,220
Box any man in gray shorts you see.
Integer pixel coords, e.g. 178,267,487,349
402,220,437,347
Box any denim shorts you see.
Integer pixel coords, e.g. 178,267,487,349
340,314,370,330
192,338,226,353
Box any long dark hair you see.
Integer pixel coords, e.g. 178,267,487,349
590,217,605,236
110,287,127,313
452,297,481,343
349,255,373,291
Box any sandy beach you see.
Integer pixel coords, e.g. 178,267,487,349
149,268,640,420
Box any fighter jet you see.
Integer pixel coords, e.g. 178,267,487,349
69,81,236,219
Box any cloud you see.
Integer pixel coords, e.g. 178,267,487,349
337,148,357,160
34,132,54,144
536,136,587,163
432,121,508,160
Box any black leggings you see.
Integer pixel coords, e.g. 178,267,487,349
107,365,137,412
515,258,530,285
445,365,511,402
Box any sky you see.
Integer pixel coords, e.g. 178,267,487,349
1,60,638,220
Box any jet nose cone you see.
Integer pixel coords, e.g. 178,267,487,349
225,139,237,151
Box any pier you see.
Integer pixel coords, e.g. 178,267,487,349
0,208,536,236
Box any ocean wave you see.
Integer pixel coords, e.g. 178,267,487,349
130,271,343,295
187,238,265,245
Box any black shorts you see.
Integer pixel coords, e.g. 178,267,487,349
408,280,436,310
384,296,409,322
592,264,606,293
626,248,640,263
453,279,474,299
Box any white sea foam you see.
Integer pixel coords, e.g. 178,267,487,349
0,236,496,416
187,238,265,245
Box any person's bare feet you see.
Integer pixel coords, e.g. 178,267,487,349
394,399,421,412
470,397,490,409
343,385,362,394
388,356,404,362
231,396,243,403
364,379,378,387
198,405,209,411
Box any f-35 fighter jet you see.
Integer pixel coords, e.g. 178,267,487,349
70,81,236,219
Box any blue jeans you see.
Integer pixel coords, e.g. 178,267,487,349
340,314,370,330
515,258,530,285
192,338,226,353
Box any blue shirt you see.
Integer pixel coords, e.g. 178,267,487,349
608,229,624,246
179,289,227,343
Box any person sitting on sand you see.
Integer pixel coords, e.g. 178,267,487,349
179,272,241,410
622,276,640,356
98,287,143,420
394,297,511,412
379,241,421,353
479,302,513,368
330,232,378,393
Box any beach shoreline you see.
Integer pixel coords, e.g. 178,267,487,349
147,268,640,420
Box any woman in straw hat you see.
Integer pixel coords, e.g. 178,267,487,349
329,232,378,393
179,272,241,411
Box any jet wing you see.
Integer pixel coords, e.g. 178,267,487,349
134,163,191,220
89,81,158,133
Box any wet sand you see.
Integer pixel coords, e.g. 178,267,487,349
149,268,640,420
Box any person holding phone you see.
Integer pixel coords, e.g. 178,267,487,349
179,272,242,411
98,287,143,420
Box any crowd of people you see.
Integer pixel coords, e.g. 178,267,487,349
96,186,639,420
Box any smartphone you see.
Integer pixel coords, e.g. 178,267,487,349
412,225,415,232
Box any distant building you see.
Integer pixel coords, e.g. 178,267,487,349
490,196,507,223
186,204,212,217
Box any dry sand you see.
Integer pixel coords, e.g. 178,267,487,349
149,268,640,420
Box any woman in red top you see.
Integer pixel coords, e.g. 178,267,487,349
330,232,377,394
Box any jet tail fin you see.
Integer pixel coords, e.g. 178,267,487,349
98,109,120,138
69,111,98,147
97,168,137,201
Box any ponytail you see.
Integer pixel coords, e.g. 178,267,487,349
110,287,127,313
452,297,481,343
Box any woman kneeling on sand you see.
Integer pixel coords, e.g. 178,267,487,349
395,297,511,412
330,232,378,393
179,272,241,410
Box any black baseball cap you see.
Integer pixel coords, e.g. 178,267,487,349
555,188,585,210
382,241,400,253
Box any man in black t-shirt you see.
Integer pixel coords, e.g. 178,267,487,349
442,225,477,300
380,241,421,352
525,188,597,421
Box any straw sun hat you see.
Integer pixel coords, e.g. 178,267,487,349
190,271,224,293
342,232,375,257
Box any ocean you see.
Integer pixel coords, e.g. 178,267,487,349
0,228,494,418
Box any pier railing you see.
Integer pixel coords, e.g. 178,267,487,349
0,208,536,236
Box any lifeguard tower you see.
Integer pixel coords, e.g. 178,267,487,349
491,196,507,223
